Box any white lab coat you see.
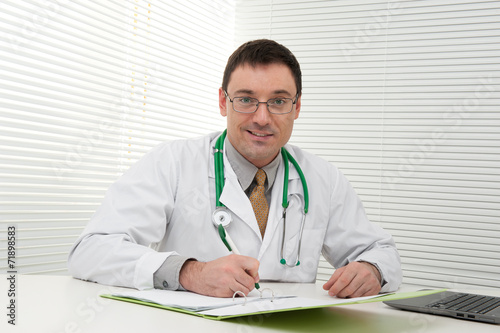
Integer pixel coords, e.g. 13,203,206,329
68,132,402,292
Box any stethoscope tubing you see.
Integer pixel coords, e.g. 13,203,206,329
215,130,308,212
212,129,308,266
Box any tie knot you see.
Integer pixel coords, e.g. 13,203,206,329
255,169,266,186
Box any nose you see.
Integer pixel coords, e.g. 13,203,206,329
253,101,271,125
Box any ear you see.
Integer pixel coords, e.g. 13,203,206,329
219,88,228,117
293,94,301,120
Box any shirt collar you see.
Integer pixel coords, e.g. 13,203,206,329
225,138,281,192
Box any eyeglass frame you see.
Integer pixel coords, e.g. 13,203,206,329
223,90,299,115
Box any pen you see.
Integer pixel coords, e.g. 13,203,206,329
218,224,261,290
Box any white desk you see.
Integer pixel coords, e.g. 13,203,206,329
1,274,499,333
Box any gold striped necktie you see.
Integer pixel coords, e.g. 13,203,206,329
249,169,269,238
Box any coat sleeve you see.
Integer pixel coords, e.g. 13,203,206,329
67,143,178,290
321,167,402,293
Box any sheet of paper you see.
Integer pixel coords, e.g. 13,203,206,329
111,289,294,312
199,294,384,317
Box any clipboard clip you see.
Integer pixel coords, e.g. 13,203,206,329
258,288,275,302
232,291,247,306
232,287,275,306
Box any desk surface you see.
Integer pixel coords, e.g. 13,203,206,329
1,274,499,333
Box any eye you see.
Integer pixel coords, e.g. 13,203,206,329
271,98,286,105
237,97,254,104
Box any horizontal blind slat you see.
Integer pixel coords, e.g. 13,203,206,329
236,0,500,289
1,0,235,275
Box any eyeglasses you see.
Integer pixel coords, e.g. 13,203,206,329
224,90,298,114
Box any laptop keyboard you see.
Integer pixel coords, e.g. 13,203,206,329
427,293,500,314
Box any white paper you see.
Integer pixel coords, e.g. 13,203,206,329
200,294,382,316
111,289,293,312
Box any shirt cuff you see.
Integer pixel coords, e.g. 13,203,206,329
153,255,193,290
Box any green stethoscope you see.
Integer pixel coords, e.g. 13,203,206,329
212,130,309,267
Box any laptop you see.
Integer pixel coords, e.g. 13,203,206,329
383,290,500,324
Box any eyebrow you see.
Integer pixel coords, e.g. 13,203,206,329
233,89,294,97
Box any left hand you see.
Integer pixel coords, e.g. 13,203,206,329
322,261,382,298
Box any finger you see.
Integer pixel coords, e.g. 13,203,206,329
322,266,344,290
234,270,258,294
253,272,260,284
239,255,260,278
334,264,382,298
229,280,251,297
348,273,382,297
238,257,261,287
335,274,363,298
341,278,379,298
326,267,357,297
212,271,253,298
230,255,260,294
349,263,382,297
349,283,377,298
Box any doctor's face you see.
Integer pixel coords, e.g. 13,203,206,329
219,63,301,168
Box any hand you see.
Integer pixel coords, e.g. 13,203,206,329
323,261,382,298
179,254,260,297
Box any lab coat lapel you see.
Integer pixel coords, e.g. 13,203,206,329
219,151,262,238
208,133,219,180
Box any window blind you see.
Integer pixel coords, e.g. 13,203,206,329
0,0,234,274
235,0,500,289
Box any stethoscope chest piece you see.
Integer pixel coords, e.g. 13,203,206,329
212,207,232,227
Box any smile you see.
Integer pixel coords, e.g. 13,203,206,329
249,131,272,137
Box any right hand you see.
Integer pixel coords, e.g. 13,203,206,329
179,254,260,297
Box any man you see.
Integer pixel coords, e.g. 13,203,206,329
68,39,402,298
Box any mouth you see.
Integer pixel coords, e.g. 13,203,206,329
248,130,273,138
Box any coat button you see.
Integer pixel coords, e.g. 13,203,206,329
162,281,168,289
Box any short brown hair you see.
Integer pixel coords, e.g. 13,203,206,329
222,39,302,97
